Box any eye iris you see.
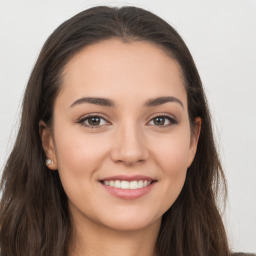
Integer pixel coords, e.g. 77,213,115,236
154,117,166,125
88,117,101,125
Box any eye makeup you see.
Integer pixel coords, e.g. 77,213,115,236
76,112,178,129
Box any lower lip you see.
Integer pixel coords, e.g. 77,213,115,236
101,182,155,200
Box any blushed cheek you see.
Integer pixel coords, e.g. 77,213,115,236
162,150,188,206
53,131,101,202
158,138,190,183
54,129,109,178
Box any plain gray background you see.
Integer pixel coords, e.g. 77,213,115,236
0,0,255,253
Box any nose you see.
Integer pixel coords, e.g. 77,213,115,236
110,123,149,166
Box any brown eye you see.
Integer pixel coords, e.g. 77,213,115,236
153,117,166,126
87,116,101,126
148,115,177,127
78,115,108,128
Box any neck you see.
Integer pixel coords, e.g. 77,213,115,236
68,213,161,256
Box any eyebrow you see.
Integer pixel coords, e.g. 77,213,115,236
145,96,184,108
69,96,184,109
70,97,115,108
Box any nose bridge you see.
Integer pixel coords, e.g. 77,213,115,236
111,119,148,165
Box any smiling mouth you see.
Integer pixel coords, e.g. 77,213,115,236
101,180,154,190
99,176,157,199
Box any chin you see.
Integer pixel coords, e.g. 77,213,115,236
98,211,161,232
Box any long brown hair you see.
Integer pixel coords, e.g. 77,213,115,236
0,6,230,256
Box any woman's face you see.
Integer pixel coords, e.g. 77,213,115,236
41,39,200,232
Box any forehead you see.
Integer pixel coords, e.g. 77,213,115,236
59,39,187,108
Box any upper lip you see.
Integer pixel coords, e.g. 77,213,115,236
99,175,156,182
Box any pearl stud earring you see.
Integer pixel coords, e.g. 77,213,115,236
46,159,54,165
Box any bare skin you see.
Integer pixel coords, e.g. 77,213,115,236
69,212,159,256
40,39,201,256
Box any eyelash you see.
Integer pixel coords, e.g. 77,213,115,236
147,114,178,127
77,114,110,128
77,113,177,128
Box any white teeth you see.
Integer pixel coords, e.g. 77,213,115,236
114,180,121,188
121,181,129,189
103,181,110,186
129,181,137,189
103,180,152,189
137,180,143,188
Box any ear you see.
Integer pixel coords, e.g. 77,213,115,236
39,120,58,170
187,117,201,168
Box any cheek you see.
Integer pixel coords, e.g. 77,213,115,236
54,126,108,173
152,129,191,173
160,145,188,189
52,126,113,214
52,124,110,198
150,129,191,204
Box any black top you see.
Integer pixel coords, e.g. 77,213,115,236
233,253,256,256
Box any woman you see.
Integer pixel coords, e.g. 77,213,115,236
0,5,253,256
